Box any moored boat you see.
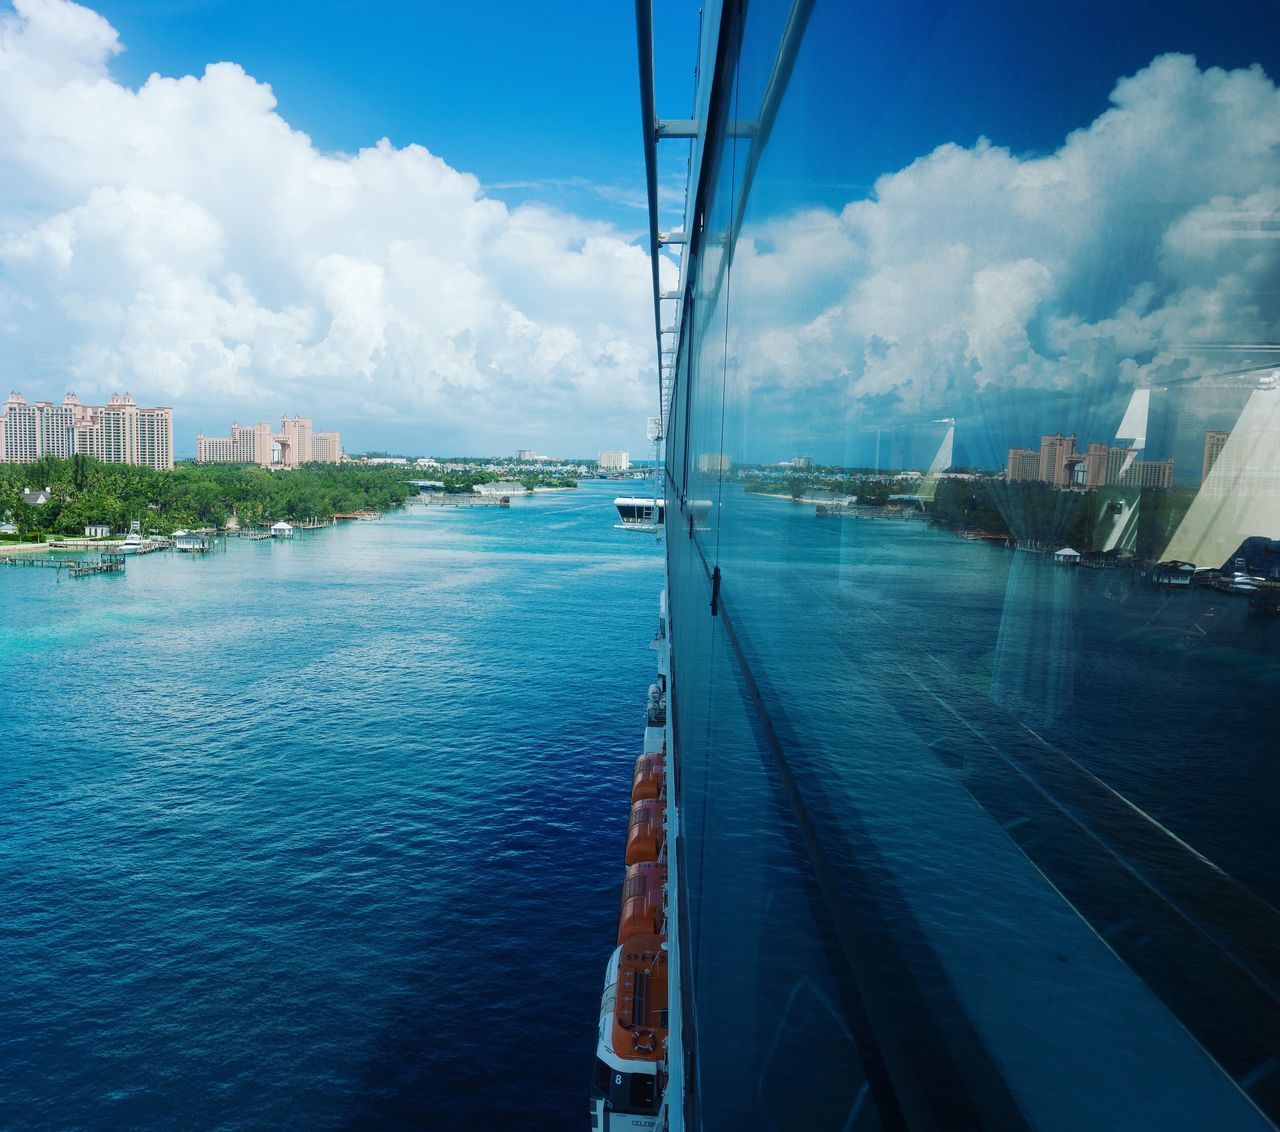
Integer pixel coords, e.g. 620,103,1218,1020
119,521,145,554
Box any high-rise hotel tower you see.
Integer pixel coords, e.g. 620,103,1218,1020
0,392,173,470
197,415,342,467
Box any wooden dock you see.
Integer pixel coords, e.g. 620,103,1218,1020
66,555,126,577
0,554,125,577
414,495,508,508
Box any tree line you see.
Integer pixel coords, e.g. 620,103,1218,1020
0,456,421,537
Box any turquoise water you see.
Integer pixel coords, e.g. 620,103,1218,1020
0,480,662,1130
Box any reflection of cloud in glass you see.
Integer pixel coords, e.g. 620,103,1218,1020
729,54,1280,463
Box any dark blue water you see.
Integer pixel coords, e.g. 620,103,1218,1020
0,481,662,1130
716,492,1280,905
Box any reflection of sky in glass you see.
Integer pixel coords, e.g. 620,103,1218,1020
711,2,1280,470
661,3,1280,1126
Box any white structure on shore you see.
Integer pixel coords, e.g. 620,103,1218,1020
198,415,341,468
598,450,631,470
1,392,174,470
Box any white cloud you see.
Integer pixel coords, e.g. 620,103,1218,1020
0,0,659,451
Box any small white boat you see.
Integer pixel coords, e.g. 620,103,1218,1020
119,521,144,554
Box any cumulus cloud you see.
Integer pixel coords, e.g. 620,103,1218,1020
0,0,660,451
728,53,1280,463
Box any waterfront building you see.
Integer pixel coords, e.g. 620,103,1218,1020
0,392,173,470
629,3,1280,1130
197,416,341,467
1083,442,1130,488
197,422,273,465
1005,447,1039,482
312,431,342,464
598,450,631,470
1120,456,1174,490
277,415,312,466
1003,439,1175,491
1038,433,1077,486
474,480,525,496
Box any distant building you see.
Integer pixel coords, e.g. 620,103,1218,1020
312,431,342,463
198,422,273,465
792,456,813,469
598,450,631,470
21,487,52,506
174,530,210,551
517,448,542,461
1083,443,1130,488
1120,457,1174,490
1202,430,1230,485
475,480,526,496
1009,436,1172,489
84,524,111,538
277,415,312,466
1,392,173,470
1006,447,1040,482
1039,433,1078,487
198,415,341,467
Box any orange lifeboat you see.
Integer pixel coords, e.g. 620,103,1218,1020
630,751,665,804
611,934,669,1065
625,797,664,866
617,861,666,944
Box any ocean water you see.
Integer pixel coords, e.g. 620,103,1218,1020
7,481,1278,1130
0,480,663,1130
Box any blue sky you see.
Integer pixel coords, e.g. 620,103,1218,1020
1,1,1278,465
92,0,701,228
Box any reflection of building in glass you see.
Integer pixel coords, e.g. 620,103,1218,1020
1202,430,1230,484
1,391,173,470
1121,457,1173,489
1006,436,1172,489
1083,443,1129,487
1038,433,1077,486
198,416,341,467
1006,447,1039,481
697,452,732,473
